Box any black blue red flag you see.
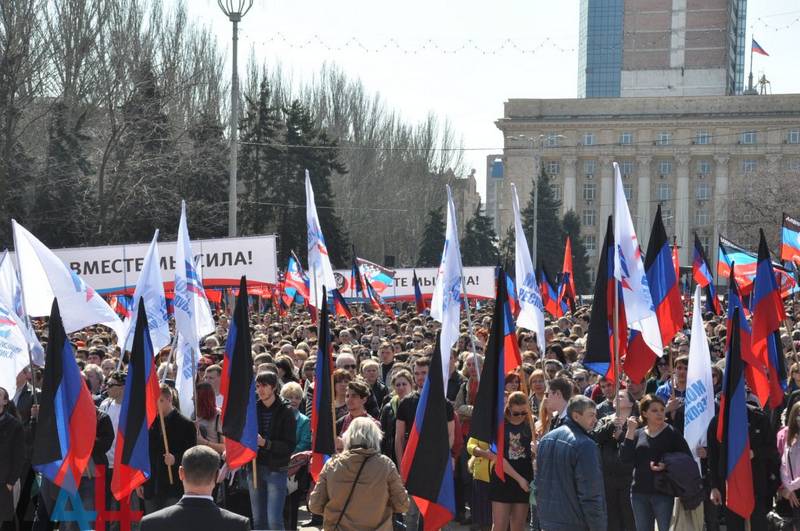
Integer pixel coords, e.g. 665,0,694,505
692,233,722,315
365,276,394,319
220,276,258,470
781,213,800,264
32,300,97,493
538,264,562,318
717,307,755,520
644,205,683,346
350,253,364,298
468,267,521,481
752,229,788,408
584,216,627,381
311,290,336,481
111,298,160,501
400,332,455,530
413,269,427,313
330,287,352,319
505,272,519,318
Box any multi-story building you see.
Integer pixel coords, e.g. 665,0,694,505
579,0,748,98
492,94,800,283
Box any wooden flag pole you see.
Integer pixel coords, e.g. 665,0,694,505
157,406,174,484
252,458,258,488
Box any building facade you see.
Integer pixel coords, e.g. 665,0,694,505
492,94,800,284
579,0,748,98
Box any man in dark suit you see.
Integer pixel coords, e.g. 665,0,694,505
140,445,249,531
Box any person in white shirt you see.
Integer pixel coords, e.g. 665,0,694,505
204,365,223,408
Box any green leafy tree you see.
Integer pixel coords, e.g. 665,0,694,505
417,207,445,267
521,165,563,276
561,210,591,294
30,101,90,246
238,79,284,236
461,203,499,266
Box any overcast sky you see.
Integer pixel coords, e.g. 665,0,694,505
187,0,800,200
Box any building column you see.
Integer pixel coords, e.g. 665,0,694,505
562,156,577,214
712,154,729,267
599,156,613,226
636,155,653,247
675,155,691,264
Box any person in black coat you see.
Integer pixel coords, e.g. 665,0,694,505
0,386,24,531
141,445,249,531
12,371,39,529
141,385,197,514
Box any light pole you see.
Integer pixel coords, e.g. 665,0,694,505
218,0,254,237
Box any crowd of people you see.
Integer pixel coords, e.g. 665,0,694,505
1,294,800,531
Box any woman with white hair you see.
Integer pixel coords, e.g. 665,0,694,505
309,417,409,530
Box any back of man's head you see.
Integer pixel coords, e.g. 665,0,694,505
181,445,220,489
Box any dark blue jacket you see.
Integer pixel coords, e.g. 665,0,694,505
535,418,607,531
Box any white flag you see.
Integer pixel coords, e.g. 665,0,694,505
174,201,215,349
511,184,546,352
0,251,43,365
612,162,663,356
0,298,36,398
123,231,170,352
430,185,463,385
305,170,336,309
684,286,715,465
174,332,198,419
12,220,125,341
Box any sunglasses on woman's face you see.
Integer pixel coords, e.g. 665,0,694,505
510,411,528,418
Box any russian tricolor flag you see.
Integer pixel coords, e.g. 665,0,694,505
692,233,722,315
310,291,336,481
584,216,627,381
644,205,683,346
400,332,456,530
468,268,521,481
716,306,755,520
752,38,769,56
32,300,97,493
751,229,788,408
111,298,160,501
220,276,258,470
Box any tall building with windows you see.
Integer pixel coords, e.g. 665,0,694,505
491,94,800,285
579,0,748,98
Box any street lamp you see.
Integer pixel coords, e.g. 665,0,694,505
506,133,564,267
218,0,254,237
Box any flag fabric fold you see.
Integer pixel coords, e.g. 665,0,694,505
716,307,755,520
400,332,456,530
412,270,427,313
306,171,336,309
683,286,715,465
111,299,160,501
220,276,258,470
350,254,365,299
331,288,353,319
430,185,465,385
560,236,577,312
310,290,336,481
781,213,800,264
122,231,170,353
510,183,546,352
751,38,769,56
468,267,521,481
692,234,722,315
644,204,683,347
0,250,44,366
752,229,788,408
32,300,97,493
12,220,124,340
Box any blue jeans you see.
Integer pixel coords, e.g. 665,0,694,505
248,465,287,530
631,492,674,531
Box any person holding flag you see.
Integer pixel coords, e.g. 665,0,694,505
683,287,715,464
0,385,24,529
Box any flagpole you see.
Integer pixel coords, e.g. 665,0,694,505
157,403,174,484
611,184,620,401
11,224,39,406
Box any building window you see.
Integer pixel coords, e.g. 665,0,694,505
697,159,711,176
585,235,597,256
695,209,710,226
545,133,560,147
742,159,758,174
789,129,800,144
551,183,562,201
582,209,596,227
546,160,560,176
696,182,711,200
583,182,596,201
658,160,672,176
657,182,672,201
662,207,673,226
620,132,633,145
623,183,633,201
584,159,596,177
700,235,711,250
741,131,757,145
583,132,595,146
789,158,800,172
695,130,711,145
620,160,634,177
656,131,671,146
